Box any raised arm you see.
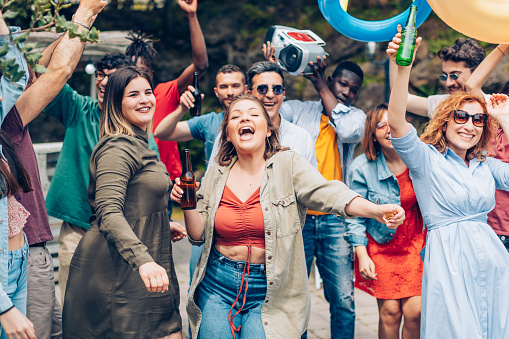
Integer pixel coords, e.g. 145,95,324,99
465,44,509,97
14,0,107,127
388,25,428,117
176,0,208,94
387,32,422,137
153,85,202,141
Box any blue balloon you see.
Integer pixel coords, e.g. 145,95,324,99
318,0,432,42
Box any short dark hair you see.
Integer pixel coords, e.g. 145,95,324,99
100,66,154,137
246,61,285,90
125,31,157,70
331,61,364,84
217,64,245,84
94,53,135,73
437,38,486,70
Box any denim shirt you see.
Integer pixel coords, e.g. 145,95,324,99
345,152,400,246
0,27,29,124
187,150,360,338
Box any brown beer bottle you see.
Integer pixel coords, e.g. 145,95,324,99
189,72,201,116
180,149,196,210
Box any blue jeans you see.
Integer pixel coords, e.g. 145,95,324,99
498,234,509,252
195,247,267,339
1,237,29,339
301,214,355,339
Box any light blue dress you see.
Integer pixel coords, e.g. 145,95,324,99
392,126,509,339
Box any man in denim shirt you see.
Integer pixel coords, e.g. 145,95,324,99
279,60,365,339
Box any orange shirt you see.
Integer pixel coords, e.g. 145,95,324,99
214,185,265,249
308,114,342,215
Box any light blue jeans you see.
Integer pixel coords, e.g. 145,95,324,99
195,247,267,339
301,214,355,339
1,236,29,339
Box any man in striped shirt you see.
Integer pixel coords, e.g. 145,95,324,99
279,60,365,339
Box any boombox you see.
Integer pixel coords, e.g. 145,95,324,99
264,25,328,76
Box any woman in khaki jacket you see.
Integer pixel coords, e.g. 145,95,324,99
171,95,405,339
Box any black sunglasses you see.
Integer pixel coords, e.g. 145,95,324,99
453,109,488,127
255,84,284,95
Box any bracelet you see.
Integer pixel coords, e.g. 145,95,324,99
498,46,507,56
71,15,91,30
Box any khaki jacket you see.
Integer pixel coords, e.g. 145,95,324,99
187,150,360,338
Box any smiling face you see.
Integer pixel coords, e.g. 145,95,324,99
226,99,271,156
214,72,246,110
441,60,472,94
96,68,117,108
443,101,484,159
247,72,285,126
328,69,362,106
374,111,393,152
121,76,156,131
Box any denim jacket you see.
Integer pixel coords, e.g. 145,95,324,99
345,152,400,246
187,150,360,338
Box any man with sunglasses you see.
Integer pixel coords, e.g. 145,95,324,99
42,0,208,305
390,36,489,118
276,59,365,339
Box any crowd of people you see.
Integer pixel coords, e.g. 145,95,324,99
0,0,508,338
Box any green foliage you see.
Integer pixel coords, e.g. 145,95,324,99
0,0,102,84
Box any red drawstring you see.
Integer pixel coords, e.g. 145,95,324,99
228,245,251,339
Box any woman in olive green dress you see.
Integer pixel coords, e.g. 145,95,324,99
63,67,185,339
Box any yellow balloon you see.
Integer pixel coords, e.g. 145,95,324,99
340,0,349,11
427,0,509,43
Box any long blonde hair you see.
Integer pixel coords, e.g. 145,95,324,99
420,92,496,160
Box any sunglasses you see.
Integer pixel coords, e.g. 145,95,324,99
376,121,389,132
255,84,284,95
438,69,472,82
453,109,488,127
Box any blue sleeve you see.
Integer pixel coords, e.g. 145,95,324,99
486,157,509,191
330,104,365,144
391,125,432,179
0,27,29,124
344,157,369,247
187,114,210,142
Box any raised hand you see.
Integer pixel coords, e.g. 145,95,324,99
302,56,328,91
0,307,37,339
138,262,170,293
178,0,198,14
386,24,422,67
180,85,204,111
488,94,509,122
262,41,276,63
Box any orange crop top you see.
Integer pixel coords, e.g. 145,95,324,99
214,185,265,249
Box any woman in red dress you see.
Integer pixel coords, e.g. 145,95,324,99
347,104,426,339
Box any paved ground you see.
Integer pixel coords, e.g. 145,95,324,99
54,219,380,338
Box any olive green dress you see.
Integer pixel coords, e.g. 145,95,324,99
63,126,181,338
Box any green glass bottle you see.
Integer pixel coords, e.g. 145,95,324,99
396,5,418,66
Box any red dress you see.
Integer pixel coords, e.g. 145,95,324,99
355,168,426,299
